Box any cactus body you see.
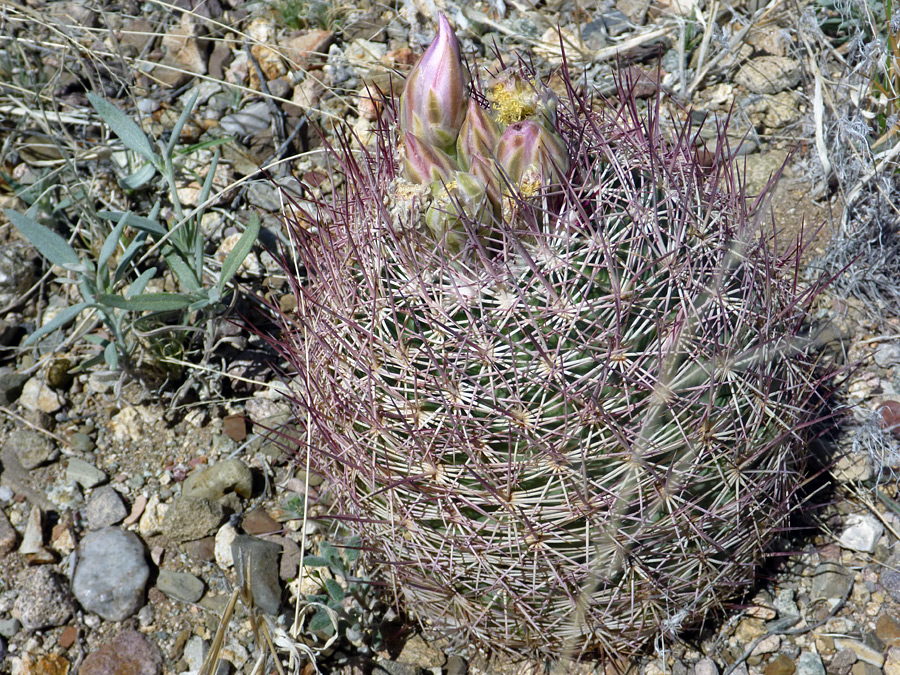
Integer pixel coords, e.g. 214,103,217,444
272,17,832,663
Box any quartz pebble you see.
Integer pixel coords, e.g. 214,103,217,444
72,527,149,621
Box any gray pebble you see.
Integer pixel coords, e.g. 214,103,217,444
12,566,72,629
875,343,900,367
881,553,900,603
69,432,95,453
445,655,468,675
72,527,149,621
156,569,205,603
162,496,224,542
232,535,282,615
735,56,802,95
67,457,107,488
0,369,29,406
694,658,718,675
184,636,209,672
796,652,826,675
85,486,128,530
6,429,57,469
182,458,253,501
810,562,852,602
0,618,21,638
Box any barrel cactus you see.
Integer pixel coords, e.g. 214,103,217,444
272,15,832,662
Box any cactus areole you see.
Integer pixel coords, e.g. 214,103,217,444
274,14,833,663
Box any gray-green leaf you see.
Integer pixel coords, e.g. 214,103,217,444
87,93,157,164
218,214,260,294
97,292,196,311
24,302,90,346
5,210,81,269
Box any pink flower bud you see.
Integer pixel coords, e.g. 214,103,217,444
402,132,456,184
494,119,569,190
456,99,499,171
399,14,468,151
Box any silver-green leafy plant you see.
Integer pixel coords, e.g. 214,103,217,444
6,92,258,374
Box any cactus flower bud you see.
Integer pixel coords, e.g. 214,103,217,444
457,99,500,171
399,14,468,151
425,171,494,251
494,119,569,192
402,132,456,185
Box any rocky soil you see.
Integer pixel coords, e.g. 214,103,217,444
1,0,900,673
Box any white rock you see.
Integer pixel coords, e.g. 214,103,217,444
214,522,238,568
839,513,883,553
695,658,719,675
18,377,64,414
110,406,142,442
138,494,167,537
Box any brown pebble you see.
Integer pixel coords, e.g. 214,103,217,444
242,507,281,536
877,613,900,647
223,414,247,442
765,654,795,675
21,654,69,675
182,536,217,563
58,625,78,649
878,401,900,438
80,630,162,675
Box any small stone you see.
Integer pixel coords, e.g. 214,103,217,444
183,636,209,672
885,647,900,675
79,630,162,675
12,567,72,629
85,486,128,530
182,458,253,501
183,536,217,563
879,401,900,438
735,618,767,642
6,429,57,469
797,652,826,675
232,535,282,615
68,433,94,453
242,507,280,536
0,368,29,406
19,504,52,561
72,527,149,621
695,658,719,675
0,507,17,557
138,494,166,537
18,377,65,413
157,569,205,603
58,625,78,649
735,56,802,94
17,653,69,675
161,12,207,75
0,617,21,638
834,639,885,668
875,343,900,367
215,522,238,568
766,654,795,675
281,30,335,68
222,415,247,442
882,554,900,603
811,562,852,602
396,634,445,669
752,634,781,655
123,494,147,526
445,655,468,675
66,457,107,488
878,614,900,648
162,496,224,542
279,537,301,581
850,663,882,675
50,516,76,555
831,648,858,673
839,514,883,553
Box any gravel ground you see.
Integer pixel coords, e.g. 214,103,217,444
1,0,900,672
